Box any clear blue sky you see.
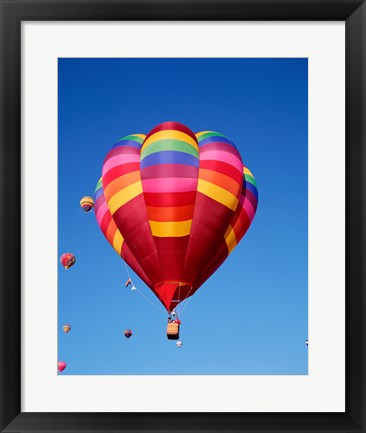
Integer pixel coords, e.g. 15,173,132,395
58,58,308,375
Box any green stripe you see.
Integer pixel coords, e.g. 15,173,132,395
95,178,103,192
245,174,257,187
141,139,199,160
197,131,228,142
118,135,144,144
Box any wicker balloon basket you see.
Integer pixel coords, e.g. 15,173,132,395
166,322,180,340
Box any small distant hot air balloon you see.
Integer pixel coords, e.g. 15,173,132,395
60,253,76,270
58,361,67,373
80,196,94,212
63,324,71,333
124,329,133,339
176,341,182,348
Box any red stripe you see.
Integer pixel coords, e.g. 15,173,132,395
231,218,243,240
146,205,195,222
100,211,112,235
184,193,234,285
244,189,258,209
199,160,243,185
153,237,190,282
236,209,251,233
143,191,196,207
112,196,161,286
102,163,140,185
144,121,197,143
121,243,152,287
194,241,229,290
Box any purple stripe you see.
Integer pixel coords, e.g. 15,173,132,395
199,142,242,158
105,146,140,159
244,189,258,210
112,140,142,149
141,164,198,179
245,182,258,200
94,188,104,201
140,151,199,169
199,136,238,149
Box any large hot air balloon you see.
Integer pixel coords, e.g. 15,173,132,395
57,361,67,373
95,122,258,314
80,196,94,212
60,253,76,270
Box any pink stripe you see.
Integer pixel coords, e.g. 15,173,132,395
142,177,197,193
95,201,109,226
103,154,140,175
199,150,243,174
243,199,255,221
95,195,105,210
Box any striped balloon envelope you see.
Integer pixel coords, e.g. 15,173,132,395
95,122,258,312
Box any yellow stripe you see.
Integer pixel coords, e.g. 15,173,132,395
224,225,237,254
133,133,146,140
244,167,254,177
149,220,192,237
196,131,211,138
113,230,124,255
197,179,239,211
108,181,143,214
80,198,94,205
141,130,199,153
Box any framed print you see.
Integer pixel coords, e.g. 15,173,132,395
0,1,365,432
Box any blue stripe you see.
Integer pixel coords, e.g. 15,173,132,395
112,139,142,149
245,181,258,200
140,151,199,169
94,188,104,201
198,136,238,150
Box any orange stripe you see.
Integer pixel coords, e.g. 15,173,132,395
106,221,118,245
104,171,141,199
146,205,195,222
232,217,245,239
199,169,241,197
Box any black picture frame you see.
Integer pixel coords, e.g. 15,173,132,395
0,1,365,432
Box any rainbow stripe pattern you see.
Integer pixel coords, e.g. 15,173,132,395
95,122,258,311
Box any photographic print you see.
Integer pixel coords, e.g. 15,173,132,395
58,58,308,375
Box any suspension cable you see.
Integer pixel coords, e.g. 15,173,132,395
178,286,195,316
133,287,166,313
120,252,166,313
